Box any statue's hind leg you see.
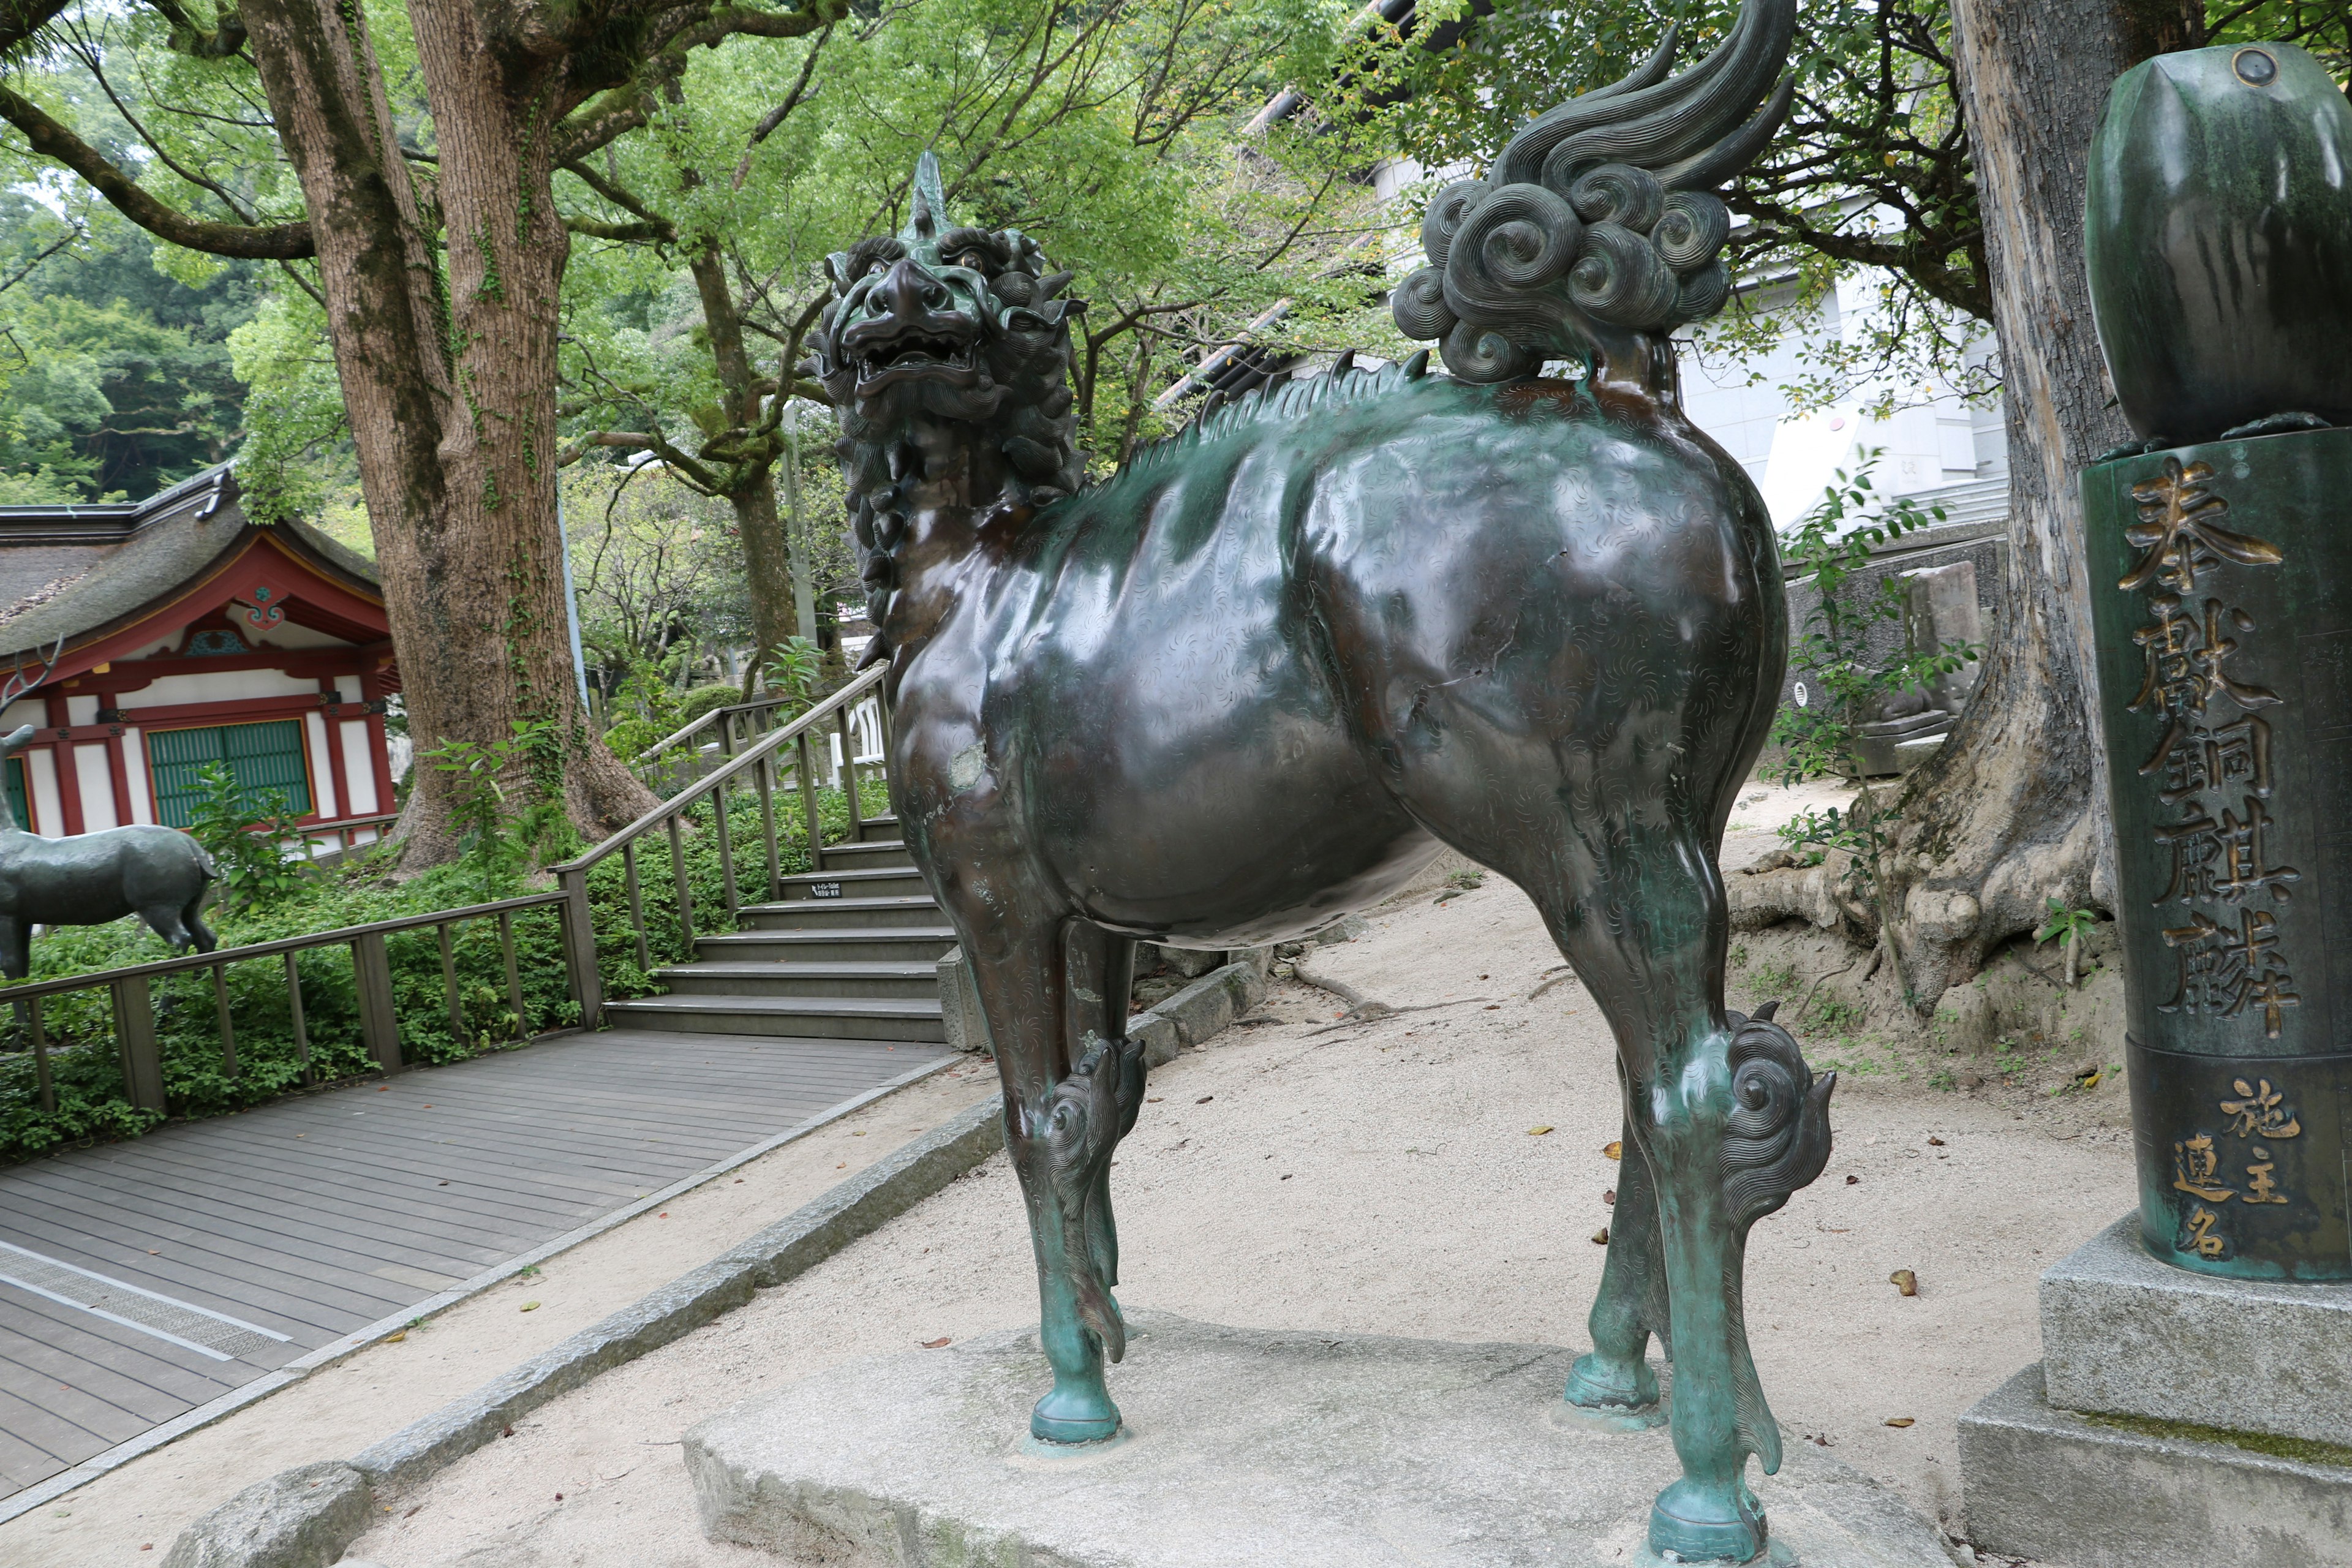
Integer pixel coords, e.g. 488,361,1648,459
1407,803,1831,1561
1532,829,1833,1562
957,908,1147,1444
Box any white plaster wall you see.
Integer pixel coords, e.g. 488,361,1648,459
74,742,116,830
338,720,378,814
137,669,323,707
255,623,347,649
304,712,338,818
121,729,154,824
334,675,363,703
64,695,99,726
27,747,61,838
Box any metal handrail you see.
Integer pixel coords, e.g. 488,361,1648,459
564,664,886,875
631,690,810,767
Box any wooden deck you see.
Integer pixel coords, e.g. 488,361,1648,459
0,1028,951,1500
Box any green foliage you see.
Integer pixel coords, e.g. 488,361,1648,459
1770,452,1971,786
418,720,575,902
1774,805,1866,869
2034,899,2097,951
184,762,312,912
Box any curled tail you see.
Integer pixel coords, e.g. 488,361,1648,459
1390,0,1794,389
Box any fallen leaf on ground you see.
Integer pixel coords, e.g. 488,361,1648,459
386,1331,405,1343
1890,1269,1918,1297
1602,1189,1616,1205
1528,1125,1554,1136
1197,1095,1214,1104
1845,1174,1860,1185
1603,1140,1623,1160
520,1301,541,1312
1926,1136,1945,1146
922,1336,952,1349
1884,1417,1915,1428
1591,1227,1611,1245
1147,1097,1163,1103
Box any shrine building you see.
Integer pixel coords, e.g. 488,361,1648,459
0,463,399,852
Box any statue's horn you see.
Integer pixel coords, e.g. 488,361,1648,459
903,149,949,245
1751,998,1779,1022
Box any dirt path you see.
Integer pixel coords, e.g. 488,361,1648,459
339,846,2133,1567
0,1066,1000,1567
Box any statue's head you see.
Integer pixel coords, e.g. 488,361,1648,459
813,154,1085,636
1392,0,1795,383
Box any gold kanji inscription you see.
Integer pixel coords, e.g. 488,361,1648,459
2220,1077,2302,1139
2174,1133,2237,1201
2124,458,2283,594
2144,714,2272,804
2182,1203,2229,1258
2158,908,2301,1036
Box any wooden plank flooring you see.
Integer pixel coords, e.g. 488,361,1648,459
0,1028,949,1500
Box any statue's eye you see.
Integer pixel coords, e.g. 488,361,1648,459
865,260,888,278
956,251,989,271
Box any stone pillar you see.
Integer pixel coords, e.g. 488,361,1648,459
2082,431,2350,1280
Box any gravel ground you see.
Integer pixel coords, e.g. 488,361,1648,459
336,827,2132,1568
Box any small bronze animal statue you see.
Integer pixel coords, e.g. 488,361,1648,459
0,651,216,978
815,2,1830,1557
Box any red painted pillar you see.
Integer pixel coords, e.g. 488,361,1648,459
361,667,397,814
319,680,350,821
97,688,135,827
44,692,81,836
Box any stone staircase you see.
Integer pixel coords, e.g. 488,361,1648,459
605,814,956,1046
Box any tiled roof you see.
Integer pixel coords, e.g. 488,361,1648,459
0,464,379,659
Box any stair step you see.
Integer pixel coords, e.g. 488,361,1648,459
657,960,941,999
777,865,931,901
605,993,948,1042
741,894,943,930
819,838,914,872
857,813,902,843
697,928,959,963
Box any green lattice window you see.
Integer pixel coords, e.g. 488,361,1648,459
147,720,313,829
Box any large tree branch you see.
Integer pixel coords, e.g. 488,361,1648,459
0,85,314,257
138,0,249,57
0,0,74,58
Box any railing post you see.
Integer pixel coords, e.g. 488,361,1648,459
560,865,603,1029
111,974,164,1112
352,931,401,1072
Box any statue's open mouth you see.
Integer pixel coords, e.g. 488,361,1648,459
851,330,979,392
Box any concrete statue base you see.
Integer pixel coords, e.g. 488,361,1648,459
1959,1216,2352,1567
685,1313,1958,1567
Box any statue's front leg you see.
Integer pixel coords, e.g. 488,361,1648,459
1008,1031,1147,1441
968,919,1147,1445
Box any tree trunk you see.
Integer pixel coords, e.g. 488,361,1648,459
688,246,802,669
243,0,656,864
1879,0,2190,1009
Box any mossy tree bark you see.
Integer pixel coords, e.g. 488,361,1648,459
1879,0,2205,1009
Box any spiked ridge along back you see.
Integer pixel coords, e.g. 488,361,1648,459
1390,0,1794,382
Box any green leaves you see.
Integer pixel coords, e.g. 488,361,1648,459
186,761,314,913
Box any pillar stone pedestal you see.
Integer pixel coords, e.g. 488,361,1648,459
1958,1216,2352,1567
